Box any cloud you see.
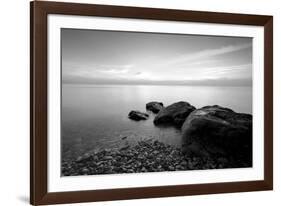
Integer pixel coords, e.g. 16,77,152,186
162,43,252,67
62,42,252,85
201,63,252,75
99,68,129,74
62,63,135,79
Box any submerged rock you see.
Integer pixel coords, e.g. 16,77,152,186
128,110,149,121
121,136,127,140
75,153,93,163
146,102,164,113
154,101,196,126
181,105,252,163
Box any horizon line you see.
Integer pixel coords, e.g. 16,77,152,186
62,82,252,87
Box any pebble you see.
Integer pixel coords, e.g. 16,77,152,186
180,160,188,166
82,168,89,174
103,156,113,160
62,140,241,176
168,166,175,170
175,165,182,170
141,167,147,172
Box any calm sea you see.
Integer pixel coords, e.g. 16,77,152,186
62,84,252,161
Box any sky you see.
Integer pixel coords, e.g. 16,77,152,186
61,29,252,86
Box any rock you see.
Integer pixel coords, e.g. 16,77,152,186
120,145,130,150
121,167,127,172
146,102,164,113
82,168,89,174
96,161,104,166
75,156,84,163
217,157,229,166
175,165,182,170
103,156,113,161
182,105,252,162
154,101,196,126
155,157,161,162
75,154,92,163
128,110,149,121
168,166,175,170
141,167,147,172
104,148,111,153
187,160,195,169
92,155,99,161
152,151,159,156
180,160,188,166
170,150,180,156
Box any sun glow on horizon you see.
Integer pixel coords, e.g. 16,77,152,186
62,29,252,86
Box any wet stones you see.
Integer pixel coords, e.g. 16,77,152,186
146,102,164,113
61,139,246,177
154,101,196,126
128,110,149,121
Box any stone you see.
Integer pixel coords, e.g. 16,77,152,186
180,160,188,166
141,167,147,172
82,168,89,174
75,154,92,163
175,165,182,170
146,102,164,113
154,101,196,126
103,156,113,161
182,105,252,163
120,145,130,150
128,110,149,121
168,166,175,170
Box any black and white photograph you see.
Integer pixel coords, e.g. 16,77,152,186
61,29,253,176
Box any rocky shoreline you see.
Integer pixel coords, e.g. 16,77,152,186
62,139,250,176
62,101,252,176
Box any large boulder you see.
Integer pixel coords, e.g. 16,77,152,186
128,110,149,121
146,102,164,113
181,105,252,164
153,101,196,126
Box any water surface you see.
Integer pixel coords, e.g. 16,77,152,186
62,84,252,161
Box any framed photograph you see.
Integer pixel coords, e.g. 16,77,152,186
30,1,273,205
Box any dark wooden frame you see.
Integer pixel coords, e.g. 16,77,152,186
30,1,273,205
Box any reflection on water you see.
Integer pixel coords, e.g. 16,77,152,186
62,84,252,161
